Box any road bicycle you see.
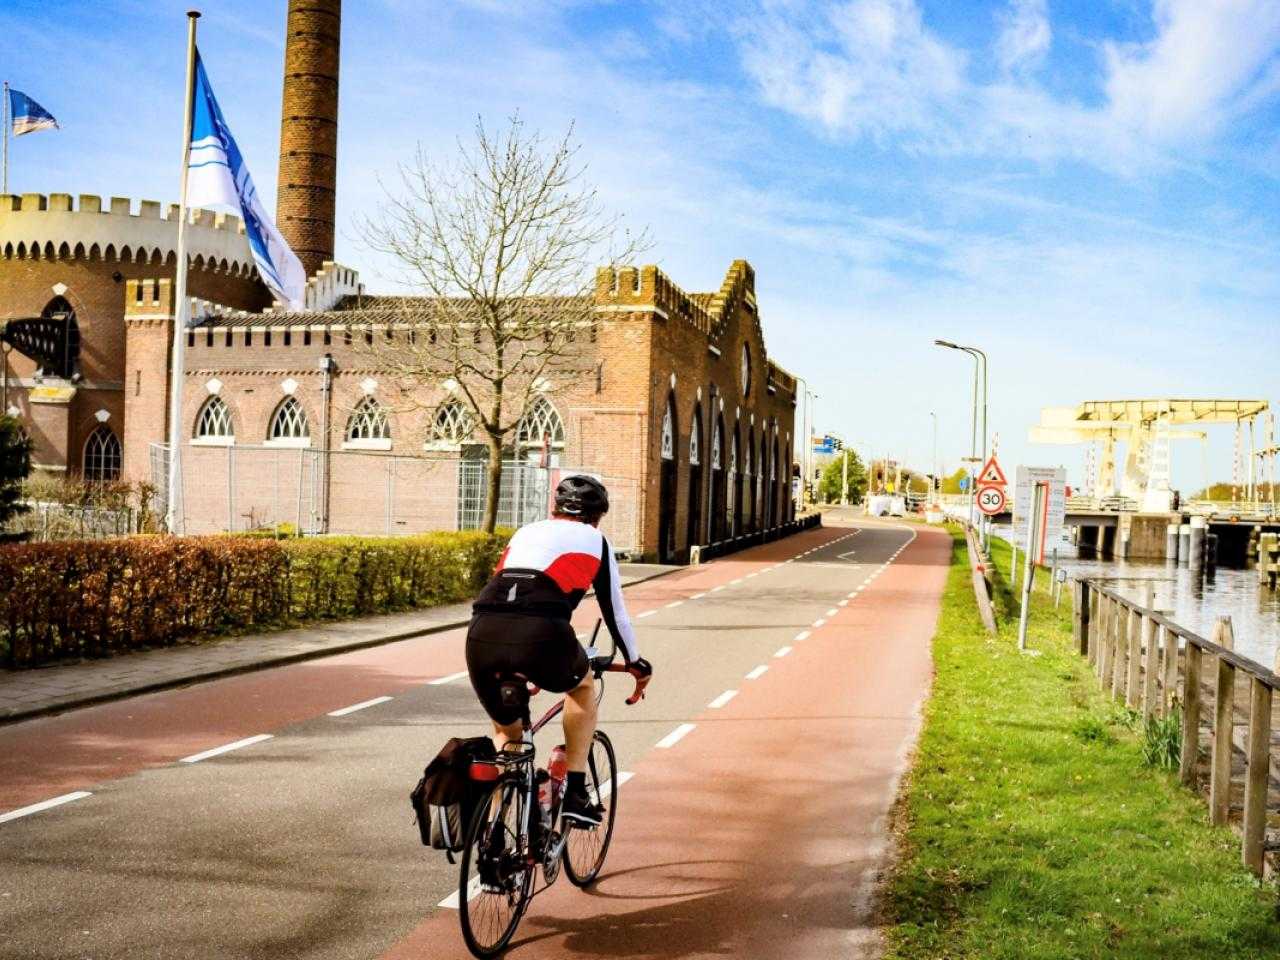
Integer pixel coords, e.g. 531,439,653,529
457,622,649,958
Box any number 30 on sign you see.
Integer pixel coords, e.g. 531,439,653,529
977,485,1006,515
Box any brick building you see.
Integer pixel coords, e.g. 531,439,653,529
0,0,801,560
115,257,798,561
0,193,271,478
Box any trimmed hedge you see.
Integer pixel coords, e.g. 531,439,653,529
0,531,507,667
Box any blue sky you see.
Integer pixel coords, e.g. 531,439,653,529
5,0,1280,491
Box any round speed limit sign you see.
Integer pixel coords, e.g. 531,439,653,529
976,485,1006,516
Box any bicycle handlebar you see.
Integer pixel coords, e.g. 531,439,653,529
594,659,650,705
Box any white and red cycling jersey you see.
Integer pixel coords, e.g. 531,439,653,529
473,517,640,663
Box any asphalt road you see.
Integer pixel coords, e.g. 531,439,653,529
0,510,949,960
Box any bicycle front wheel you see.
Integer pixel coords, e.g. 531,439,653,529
458,780,533,959
563,730,618,886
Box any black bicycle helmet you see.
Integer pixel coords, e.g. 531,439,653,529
554,474,609,519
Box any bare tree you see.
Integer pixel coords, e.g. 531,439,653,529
357,116,647,532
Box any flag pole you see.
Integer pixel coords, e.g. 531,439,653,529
3,81,9,195
165,10,201,535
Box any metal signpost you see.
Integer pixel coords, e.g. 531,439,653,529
1017,480,1050,652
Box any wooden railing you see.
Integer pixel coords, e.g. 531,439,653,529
1073,578,1279,875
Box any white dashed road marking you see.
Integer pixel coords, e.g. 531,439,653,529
691,593,707,600
598,770,635,800
774,646,793,658
429,670,469,686
656,723,697,748
826,608,838,617
794,630,811,642
637,609,657,618
707,690,738,709
745,665,768,680
180,734,273,764
328,696,393,717
812,618,827,628
665,600,683,609
0,791,92,825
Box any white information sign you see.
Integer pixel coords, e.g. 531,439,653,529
1012,465,1066,562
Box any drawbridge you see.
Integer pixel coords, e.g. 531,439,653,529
1029,399,1273,513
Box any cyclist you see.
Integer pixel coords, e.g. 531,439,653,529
466,474,653,826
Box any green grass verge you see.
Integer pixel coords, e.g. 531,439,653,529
881,528,1280,959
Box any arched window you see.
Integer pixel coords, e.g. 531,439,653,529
740,343,751,397
660,398,675,461
689,407,701,465
268,396,310,443
345,396,390,444
83,425,121,482
194,396,234,441
711,419,723,470
427,400,474,448
516,398,565,450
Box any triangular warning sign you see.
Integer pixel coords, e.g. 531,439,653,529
977,455,1007,486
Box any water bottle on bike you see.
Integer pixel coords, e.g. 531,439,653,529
548,744,568,812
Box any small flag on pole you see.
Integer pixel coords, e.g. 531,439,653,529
185,52,306,310
8,89,59,136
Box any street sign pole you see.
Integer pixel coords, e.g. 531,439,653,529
840,448,849,506
1017,480,1049,652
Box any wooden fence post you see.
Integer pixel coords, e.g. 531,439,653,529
1126,604,1143,709
1141,586,1158,720
1112,601,1130,701
1074,580,1089,656
1087,587,1099,667
1102,597,1118,688
1179,641,1202,787
1242,676,1272,876
1097,595,1110,682
1162,624,1179,718
1209,617,1236,827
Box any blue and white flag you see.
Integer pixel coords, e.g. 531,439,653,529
186,52,306,310
9,88,59,136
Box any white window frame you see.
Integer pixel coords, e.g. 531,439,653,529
192,396,235,447
265,396,312,449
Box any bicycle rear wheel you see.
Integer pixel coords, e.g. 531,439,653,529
459,780,533,958
563,730,618,886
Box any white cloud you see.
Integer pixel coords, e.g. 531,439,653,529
736,0,1280,169
995,0,1050,75
739,0,966,145
1103,0,1280,143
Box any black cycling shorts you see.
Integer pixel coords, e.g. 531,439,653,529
465,612,589,726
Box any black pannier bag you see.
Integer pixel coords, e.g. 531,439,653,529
410,736,497,858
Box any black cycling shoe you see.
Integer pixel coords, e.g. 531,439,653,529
560,787,604,827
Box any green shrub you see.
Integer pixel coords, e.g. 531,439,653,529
0,530,508,667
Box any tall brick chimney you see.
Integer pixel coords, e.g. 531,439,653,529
277,0,341,280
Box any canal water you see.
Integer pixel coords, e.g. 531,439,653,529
991,524,1280,674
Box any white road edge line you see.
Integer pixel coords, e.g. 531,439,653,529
745,665,768,680
439,877,481,909
826,608,838,616
665,600,684,609
707,689,738,709
838,600,849,607
656,723,696,748
327,695,393,717
774,645,793,658
794,630,811,642
179,734,273,764
429,670,469,686
598,770,635,800
711,585,726,592
813,618,827,628
0,791,93,825
691,592,707,600
637,609,657,618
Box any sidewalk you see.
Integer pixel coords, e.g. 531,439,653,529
0,563,675,725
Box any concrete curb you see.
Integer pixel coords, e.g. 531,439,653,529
1,566,682,727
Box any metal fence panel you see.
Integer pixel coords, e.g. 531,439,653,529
153,445,644,552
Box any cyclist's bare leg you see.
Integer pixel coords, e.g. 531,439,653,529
562,672,597,770
492,720,524,754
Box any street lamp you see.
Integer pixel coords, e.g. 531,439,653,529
934,339,989,534
930,411,939,506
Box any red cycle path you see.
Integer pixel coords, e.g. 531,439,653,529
381,523,950,960
0,526,852,814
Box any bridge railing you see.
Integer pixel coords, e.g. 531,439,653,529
1073,577,1278,875
1185,500,1277,519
